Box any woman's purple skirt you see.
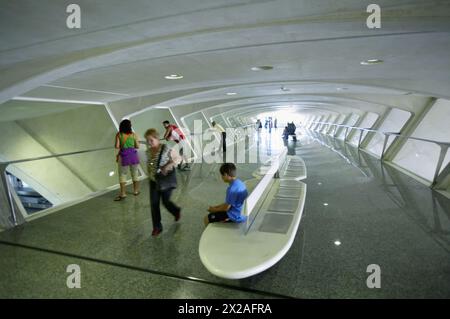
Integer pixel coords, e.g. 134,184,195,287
120,148,140,166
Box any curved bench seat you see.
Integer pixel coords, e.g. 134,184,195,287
252,164,272,178
280,155,307,181
253,155,306,181
199,148,307,279
199,179,306,279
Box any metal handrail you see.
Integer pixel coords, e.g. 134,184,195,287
0,145,123,228
0,126,254,166
306,121,450,188
308,121,450,146
0,146,115,166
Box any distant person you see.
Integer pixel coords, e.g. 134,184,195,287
162,120,190,170
212,121,227,153
256,119,262,131
274,118,278,129
145,128,182,236
114,119,140,201
204,163,248,226
282,126,289,140
291,122,296,132
289,122,297,141
287,122,296,134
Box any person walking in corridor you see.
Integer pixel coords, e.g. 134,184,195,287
163,120,190,171
145,128,182,236
114,119,140,201
212,121,227,153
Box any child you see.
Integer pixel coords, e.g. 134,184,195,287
204,163,248,226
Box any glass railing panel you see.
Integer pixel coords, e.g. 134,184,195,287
364,132,395,158
393,139,449,182
4,148,144,217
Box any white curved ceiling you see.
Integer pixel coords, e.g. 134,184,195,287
1,0,450,121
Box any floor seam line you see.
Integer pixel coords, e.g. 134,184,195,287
0,240,295,299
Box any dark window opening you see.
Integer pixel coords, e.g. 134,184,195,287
6,173,53,214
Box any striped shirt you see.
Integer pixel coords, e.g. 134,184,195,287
146,144,181,182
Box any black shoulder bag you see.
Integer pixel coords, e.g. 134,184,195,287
155,144,177,191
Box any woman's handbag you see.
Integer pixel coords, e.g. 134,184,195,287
117,133,140,166
120,148,140,166
155,144,177,191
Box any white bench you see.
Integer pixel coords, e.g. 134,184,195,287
279,155,307,181
198,149,307,279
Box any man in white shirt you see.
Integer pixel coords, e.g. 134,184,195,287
212,121,227,153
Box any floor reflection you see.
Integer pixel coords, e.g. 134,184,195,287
305,129,450,254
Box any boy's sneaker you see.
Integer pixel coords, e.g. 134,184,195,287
152,228,162,237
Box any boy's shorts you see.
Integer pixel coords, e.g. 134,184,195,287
208,211,232,223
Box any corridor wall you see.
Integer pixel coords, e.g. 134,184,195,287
348,112,379,146
392,98,450,182
364,108,411,158
129,108,175,140
336,113,360,140
0,101,118,208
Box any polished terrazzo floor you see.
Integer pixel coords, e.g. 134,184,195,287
1,129,449,298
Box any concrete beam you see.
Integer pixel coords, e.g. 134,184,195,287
359,107,393,149
345,112,367,143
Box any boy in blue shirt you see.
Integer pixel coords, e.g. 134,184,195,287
204,163,248,226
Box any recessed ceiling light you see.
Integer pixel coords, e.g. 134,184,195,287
226,92,237,96
323,203,329,206
334,240,341,246
251,66,274,71
337,87,348,91
281,86,290,92
360,59,383,65
153,106,170,109
109,171,115,177
165,74,184,79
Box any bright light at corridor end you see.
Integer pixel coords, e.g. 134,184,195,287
257,108,306,125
